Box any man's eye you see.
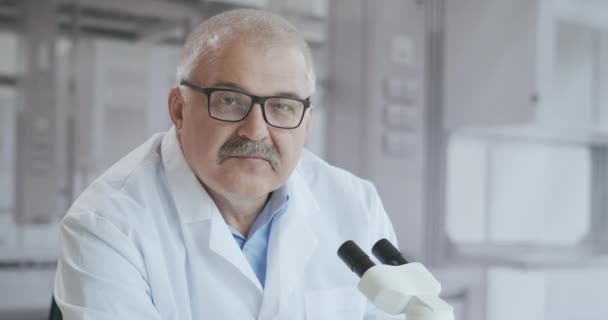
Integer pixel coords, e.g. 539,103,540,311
220,97,237,105
271,102,297,112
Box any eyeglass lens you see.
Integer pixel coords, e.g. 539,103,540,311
209,90,304,128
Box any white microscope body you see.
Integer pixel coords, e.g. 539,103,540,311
338,239,455,320
358,262,454,320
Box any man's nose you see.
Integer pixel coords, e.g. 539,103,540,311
237,103,269,141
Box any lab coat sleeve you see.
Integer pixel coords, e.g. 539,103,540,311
363,182,403,320
54,210,162,320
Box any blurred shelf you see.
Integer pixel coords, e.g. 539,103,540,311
449,243,608,269
0,248,58,266
451,124,608,146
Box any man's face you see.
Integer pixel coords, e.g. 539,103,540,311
171,40,313,201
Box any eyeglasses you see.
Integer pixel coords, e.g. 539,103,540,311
180,79,311,129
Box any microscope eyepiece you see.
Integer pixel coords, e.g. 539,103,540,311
337,240,375,278
371,238,408,266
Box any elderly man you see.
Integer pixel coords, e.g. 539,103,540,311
54,8,398,320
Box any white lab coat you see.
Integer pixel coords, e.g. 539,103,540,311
54,127,400,320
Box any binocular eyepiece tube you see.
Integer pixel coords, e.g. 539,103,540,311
371,238,408,266
337,240,375,277
337,238,408,278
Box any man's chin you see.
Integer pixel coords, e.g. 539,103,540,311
221,180,277,199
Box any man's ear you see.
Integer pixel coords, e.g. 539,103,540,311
168,87,185,133
304,106,314,140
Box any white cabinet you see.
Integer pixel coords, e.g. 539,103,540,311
487,267,608,320
71,39,178,192
444,0,608,142
446,136,591,247
0,269,56,316
0,87,16,251
0,32,18,75
0,87,16,215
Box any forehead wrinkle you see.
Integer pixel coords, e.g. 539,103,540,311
210,80,306,100
207,61,309,98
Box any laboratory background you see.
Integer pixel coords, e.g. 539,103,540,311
1,0,607,319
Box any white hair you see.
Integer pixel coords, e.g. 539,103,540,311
176,9,316,94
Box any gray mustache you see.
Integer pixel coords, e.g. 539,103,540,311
218,137,280,170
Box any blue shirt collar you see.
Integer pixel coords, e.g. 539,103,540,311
228,184,290,241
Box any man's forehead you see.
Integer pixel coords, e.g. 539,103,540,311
210,79,305,100
222,42,306,71
196,44,311,96
228,64,306,82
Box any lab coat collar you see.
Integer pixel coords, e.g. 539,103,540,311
161,126,219,224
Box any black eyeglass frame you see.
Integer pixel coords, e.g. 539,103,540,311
180,79,311,129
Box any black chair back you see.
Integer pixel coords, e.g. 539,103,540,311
49,296,63,320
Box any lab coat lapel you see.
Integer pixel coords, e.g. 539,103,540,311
209,215,263,291
161,126,215,224
259,170,320,319
161,127,263,292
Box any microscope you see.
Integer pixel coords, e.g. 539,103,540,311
338,239,454,320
